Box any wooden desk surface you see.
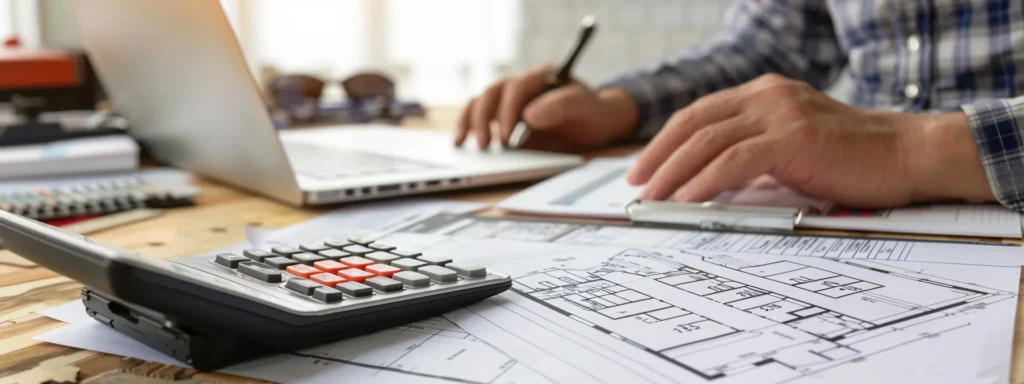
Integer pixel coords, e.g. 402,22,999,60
1,108,1022,383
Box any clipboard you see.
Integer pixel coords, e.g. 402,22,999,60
625,199,802,233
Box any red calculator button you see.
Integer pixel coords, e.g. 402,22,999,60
338,268,374,283
366,264,401,278
286,264,320,278
339,256,374,269
310,273,346,288
313,260,349,273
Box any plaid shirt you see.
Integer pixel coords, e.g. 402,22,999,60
606,0,1024,210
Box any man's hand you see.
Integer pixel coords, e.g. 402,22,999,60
627,74,995,208
454,64,639,152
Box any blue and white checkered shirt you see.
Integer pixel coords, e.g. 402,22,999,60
606,0,1024,210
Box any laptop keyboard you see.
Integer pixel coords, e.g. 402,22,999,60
284,142,448,180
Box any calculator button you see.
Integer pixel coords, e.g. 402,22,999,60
310,273,346,288
338,269,375,283
312,287,343,303
238,261,283,283
394,271,431,288
391,258,427,271
242,249,274,262
286,264,320,278
418,265,458,283
299,243,330,252
366,251,401,265
365,277,404,293
390,249,422,258
367,241,396,251
447,263,487,278
366,264,401,278
313,260,349,274
292,252,326,265
323,238,348,248
285,278,321,295
265,256,300,270
214,254,247,269
337,281,373,297
347,236,375,245
417,254,452,266
339,256,374,269
272,246,302,256
318,249,349,260
342,245,374,255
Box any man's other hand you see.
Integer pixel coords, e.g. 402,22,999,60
454,64,638,152
627,74,994,208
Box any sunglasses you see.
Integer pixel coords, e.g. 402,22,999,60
266,73,404,126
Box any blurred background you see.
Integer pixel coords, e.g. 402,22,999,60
1,0,734,107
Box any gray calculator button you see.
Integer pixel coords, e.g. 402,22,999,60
242,249,273,262
313,287,343,303
214,253,247,269
238,261,283,283
285,278,321,295
365,277,404,293
318,249,349,260
447,263,487,278
342,245,374,255
417,253,452,266
323,238,348,248
394,271,431,288
292,252,325,264
272,246,302,256
418,265,458,283
366,251,401,265
368,241,396,251
391,258,427,271
347,236,375,245
337,282,373,297
390,248,422,258
265,256,299,270
300,243,330,252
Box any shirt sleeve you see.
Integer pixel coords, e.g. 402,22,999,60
602,0,847,140
961,97,1024,211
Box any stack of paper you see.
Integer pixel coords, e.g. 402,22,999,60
0,135,139,179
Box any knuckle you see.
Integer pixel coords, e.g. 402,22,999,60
755,73,786,85
689,127,724,147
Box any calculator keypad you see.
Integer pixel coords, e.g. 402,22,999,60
211,237,493,304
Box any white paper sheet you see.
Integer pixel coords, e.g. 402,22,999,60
498,157,1022,238
361,231,1020,384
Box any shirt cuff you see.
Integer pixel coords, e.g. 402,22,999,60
961,98,1024,211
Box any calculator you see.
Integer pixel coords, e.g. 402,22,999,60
0,210,511,370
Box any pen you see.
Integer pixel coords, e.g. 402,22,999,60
508,15,597,149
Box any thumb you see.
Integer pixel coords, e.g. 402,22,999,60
522,84,595,130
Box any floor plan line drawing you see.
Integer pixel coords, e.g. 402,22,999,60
498,248,1016,382
375,222,1020,383
282,316,550,384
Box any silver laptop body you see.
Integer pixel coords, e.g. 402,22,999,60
73,0,583,206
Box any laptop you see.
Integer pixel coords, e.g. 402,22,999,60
72,0,583,206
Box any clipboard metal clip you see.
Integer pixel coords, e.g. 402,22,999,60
624,199,802,233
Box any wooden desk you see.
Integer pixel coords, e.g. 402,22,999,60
1,108,1022,383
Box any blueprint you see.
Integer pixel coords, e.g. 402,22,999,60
35,210,1023,383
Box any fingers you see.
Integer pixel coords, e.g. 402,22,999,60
454,97,477,146
627,87,744,185
672,138,781,202
472,82,505,149
522,83,593,128
638,116,761,200
497,65,553,146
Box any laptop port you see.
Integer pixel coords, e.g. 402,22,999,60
425,180,442,187
378,184,401,193
361,187,372,195
407,183,418,189
449,178,461,184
